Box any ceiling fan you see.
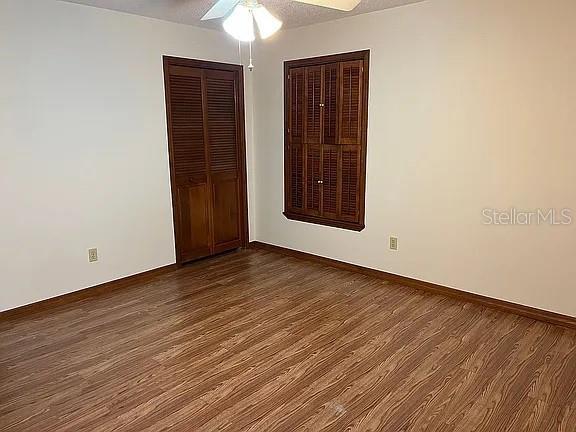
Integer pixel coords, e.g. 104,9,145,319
202,0,362,41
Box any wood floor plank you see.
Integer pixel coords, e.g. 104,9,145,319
1,249,575,431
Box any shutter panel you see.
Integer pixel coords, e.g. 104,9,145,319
323,63,338,145
289,145,304,210
287,67,306,213
305,66,322,144
305,145,321,214
322,145,338,216
289,68,305,145
339,60,363,145
340,146,360,221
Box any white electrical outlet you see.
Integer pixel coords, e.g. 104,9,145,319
88,248,98,262
389,236,398,251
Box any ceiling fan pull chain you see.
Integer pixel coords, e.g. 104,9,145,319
238,39,242,65
248,40,254,71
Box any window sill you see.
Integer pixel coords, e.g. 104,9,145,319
283,211,365,232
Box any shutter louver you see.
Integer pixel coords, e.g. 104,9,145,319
305,66,322,144
341,147,360,220
290,68,305,144
323,64,338,145
306,145,321,213
290,145,304,210
322,146,338,215
339,61,363,145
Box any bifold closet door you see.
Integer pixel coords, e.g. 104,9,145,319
164,58,247,264
165,65,212,262
204,69,243,254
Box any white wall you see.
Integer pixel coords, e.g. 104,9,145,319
0,0,254,311
252,0,576,316
2,0,575,317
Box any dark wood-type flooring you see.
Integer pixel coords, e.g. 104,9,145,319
1,249,575,431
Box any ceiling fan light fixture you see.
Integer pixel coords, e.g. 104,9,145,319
252,5,282,39
223,4,255,42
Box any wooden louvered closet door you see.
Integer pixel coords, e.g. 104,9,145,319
285,51,368,231
205,69,243,254
165,65,211,262
164,57,248,264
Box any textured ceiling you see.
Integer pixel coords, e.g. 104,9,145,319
60,0,427,30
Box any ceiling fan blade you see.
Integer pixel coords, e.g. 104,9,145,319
291,0,362,12
201,0,241,20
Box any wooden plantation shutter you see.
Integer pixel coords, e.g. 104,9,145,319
322,145,338,217
305,66,322,145
340,147,360,220
305,145,321,214
290,68,305,144
287,67,305,212
290,146,303,210
323,63,339,145
339,61,363,145
321,63,339,219
284,51,369,231
304,66,322,215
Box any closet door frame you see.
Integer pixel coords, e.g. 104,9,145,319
163,56,249,265
283,50,370,232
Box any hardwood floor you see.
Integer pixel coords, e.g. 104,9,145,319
1,249,575,431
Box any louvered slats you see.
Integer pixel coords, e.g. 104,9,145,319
290,145,303,210
322,146,338,215
305,66,322,144
207,77,237,172
306,145,321,213
339,60,362,145
341,148,359,219
290,68,305,144
169,75,206,178
323,64,338,145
